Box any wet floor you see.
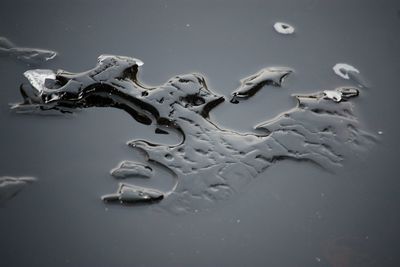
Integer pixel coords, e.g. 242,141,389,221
1,0,400,266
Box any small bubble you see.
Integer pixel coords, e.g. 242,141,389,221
378,131,383,135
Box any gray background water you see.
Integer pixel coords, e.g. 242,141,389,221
1,0,399,266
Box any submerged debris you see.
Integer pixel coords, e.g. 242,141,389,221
333,63,360,80
110,161,153,179
0,176,36,204
0,36,57,64
230,67,292,103
273,22,295,34
102,183,164,203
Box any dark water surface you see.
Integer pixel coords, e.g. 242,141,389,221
1,0,400,266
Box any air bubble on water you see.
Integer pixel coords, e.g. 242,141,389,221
273,22,295,34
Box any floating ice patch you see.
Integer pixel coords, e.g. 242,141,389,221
102,183,163,203
333,63,360,80
273,22,295,34
98,54,143,66
11,55,375,213
0,176,36,204
323,90,342,102
323,87,359,103
0,36,57,64
111,161,153,179
11,47,57,62
0,36,14,49
24,69,56,94
230,67,292,103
